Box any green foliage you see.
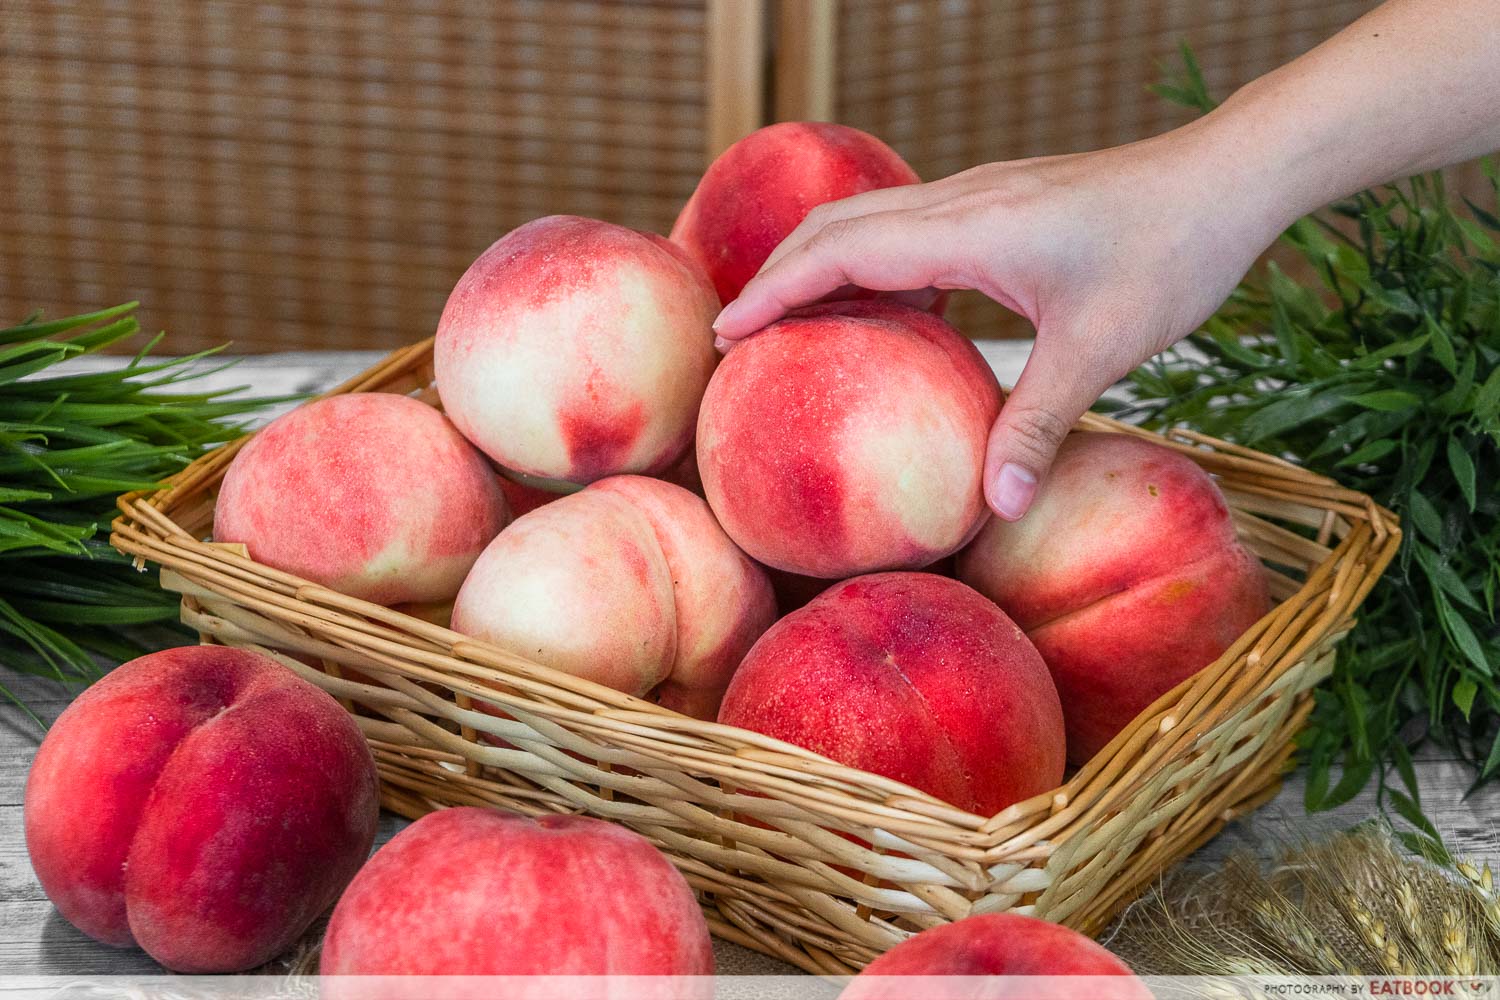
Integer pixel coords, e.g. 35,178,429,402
0,303,273,724
1123,54,1500,814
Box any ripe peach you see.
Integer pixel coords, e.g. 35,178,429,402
434,215,719,487
321,807,712,979
452,475,776,720
698,300,1001,579
957,432,1271,764
844,913,1150,999
670,121,922,305
23,646,379,973
215,392,509,606
717,573,1064,816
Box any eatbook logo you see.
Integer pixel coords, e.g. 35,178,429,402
1366,979,1493,996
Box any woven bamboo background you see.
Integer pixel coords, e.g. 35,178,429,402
111,340,1401,974
0,0,762,353
4,0,1477,353
5,0,1490,351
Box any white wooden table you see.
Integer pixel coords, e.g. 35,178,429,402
2,347,1495,976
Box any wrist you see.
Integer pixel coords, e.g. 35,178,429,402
1141,108,1297,258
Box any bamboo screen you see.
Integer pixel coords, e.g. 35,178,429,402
786,0,1393,339
2,1,1490,350
0,0,762,353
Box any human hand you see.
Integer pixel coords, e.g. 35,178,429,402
710,125,1289,521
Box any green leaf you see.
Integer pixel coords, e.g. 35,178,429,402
1337,438,1398,467
1388,788,1454,865
1478,365,1500,421
1485,729,1500,779
1303,755,1332,811
1435,593,1493,676
1454,677,1478,719
1236,388,1355,444
1427,316,1459,375
1315,754,1376,811
1448,436,1478,511
1346,390,1422,412
1415,543,1484,612
1465,196,1500,232
1405,490,1446,545
1349,335,1431,370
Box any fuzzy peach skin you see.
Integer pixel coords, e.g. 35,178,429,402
215,392,509,605
957,431,1272,764
843,913,1151,1000
452,475,776,719
321,807,713,982
698,300,1001,579
434,215,719,487
670,121,922,305
718,573,1064,816
23,646,378,973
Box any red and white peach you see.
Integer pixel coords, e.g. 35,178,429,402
957,432,1271,764
452,475,776,720
434,215,719,487
698,300,1001,579
215,392,509,606
321,807,712,979
844,913,1150,999
23,646,379,973
670,121,924,305
717,573,1065,816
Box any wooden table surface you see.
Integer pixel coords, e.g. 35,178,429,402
3,348,1496,977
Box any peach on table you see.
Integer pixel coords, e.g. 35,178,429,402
23,647,379,973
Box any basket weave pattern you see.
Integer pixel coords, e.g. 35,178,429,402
111,340,1399,976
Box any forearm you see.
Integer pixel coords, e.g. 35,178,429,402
1197,0,1500,229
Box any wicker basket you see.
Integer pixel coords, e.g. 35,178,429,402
110,338,1400,976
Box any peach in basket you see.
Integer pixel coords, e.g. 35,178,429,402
670,120,927,307
434,214,719,489
698,300,1000,579
958,432,1272,764
214,392,509,606
453,475,775,721
719,572,1065,817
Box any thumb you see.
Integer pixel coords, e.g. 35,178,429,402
982,328,1114,521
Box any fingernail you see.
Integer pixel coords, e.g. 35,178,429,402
714,335,732,353
712,297,746,333
989,463,1038,521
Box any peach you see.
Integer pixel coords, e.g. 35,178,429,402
670,121,922,305
23,646,379,973
452,475,776,720
844,913,1150,999
698,300,1001,579
957,432,1271,764
434,215,719,487
215,392,509,606
717,573,1064,816
321,807,712,980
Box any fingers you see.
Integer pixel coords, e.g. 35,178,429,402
713,207,962,340
983,326,1116,521
757,181,951,278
